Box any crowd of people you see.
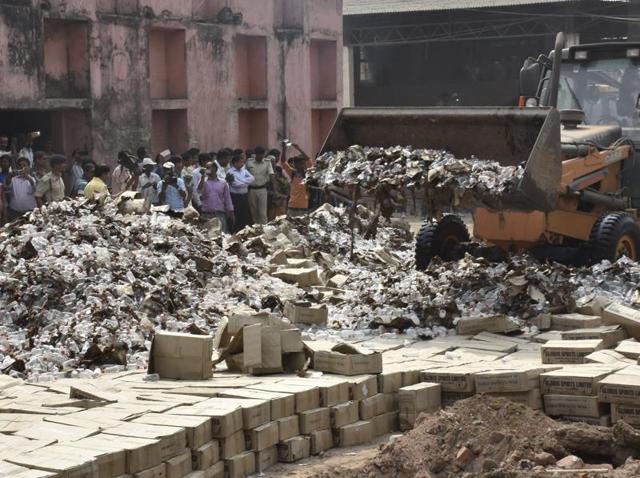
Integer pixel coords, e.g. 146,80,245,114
0,136,314,233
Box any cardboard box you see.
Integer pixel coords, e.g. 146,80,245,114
148,332,213,380
204,461,224,478
530,313,552,331
551,314,603,331
283,302,328,326
27,443,123,478
359,393,397,420
540,366,617,396
561,415,612,427
281,328,304,353
217,389,294,420
456,315,519,335
611,403,640,426
224,451,255,478
192,441,219,471
219,430,245,460
245,421,279,451
486,389,543,410
371,411,399,436
170,401,243,438
243,324,262,368
543,394,607,418
421,366,480,392
603,302,640,338
541,340,604,364
585,349,635,366
273,268,322,287
598,373,640,405
347,375,378,401
313,344,382,376
254,446,277,473
276,415,299,442
575,295,612,317
249,383,319,413
474,367,547,393
69,435,161,474
280,378,349,408
132,414,212,450
333,421,372,447
309,429,333,455
561,326,627,349
165,449,191,478
398,383,441,416
616,339,640,359
134,463,166,478
330,401,359,429
103,423,187,462
6,447,99,478
298,408,330,434
377,370,403,394
277,436,310,463
441,391,475,408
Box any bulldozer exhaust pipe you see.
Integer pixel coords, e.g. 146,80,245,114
549,32,565,108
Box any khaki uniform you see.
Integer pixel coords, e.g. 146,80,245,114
34,172,65,204
246,157,274,225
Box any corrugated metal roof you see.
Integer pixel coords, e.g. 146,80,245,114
343,0,579,16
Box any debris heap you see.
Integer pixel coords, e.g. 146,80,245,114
306,145,524,205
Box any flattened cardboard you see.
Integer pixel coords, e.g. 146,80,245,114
148,332,213,380
615,339,640,359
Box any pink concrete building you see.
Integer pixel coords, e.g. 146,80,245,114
0,0,343,165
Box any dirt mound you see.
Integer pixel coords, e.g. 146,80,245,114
319,395,640,478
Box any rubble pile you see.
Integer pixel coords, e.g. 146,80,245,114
307,145,524,203
335,394,640,478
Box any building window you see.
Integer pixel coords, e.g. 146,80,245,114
235,35,268,101
44,19,90,98
152,109,188,154
359,47,373,84
149,28,187,100
310,40,337,101
238,109,268,150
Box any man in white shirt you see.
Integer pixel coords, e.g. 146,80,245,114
227,151,254,232
137,157,161,203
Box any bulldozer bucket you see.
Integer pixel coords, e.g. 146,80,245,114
319,107,562,212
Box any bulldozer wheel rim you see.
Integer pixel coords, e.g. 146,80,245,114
442,234,461,250
616,234,637,260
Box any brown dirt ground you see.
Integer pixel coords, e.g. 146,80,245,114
273,395,640,478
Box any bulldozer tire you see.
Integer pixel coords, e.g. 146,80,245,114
589,212,640,263
415,215,470,270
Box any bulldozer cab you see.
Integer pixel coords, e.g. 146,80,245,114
521,41,640,207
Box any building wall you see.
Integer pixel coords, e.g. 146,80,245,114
0,0,343,165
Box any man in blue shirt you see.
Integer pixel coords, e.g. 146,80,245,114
157,161,187,215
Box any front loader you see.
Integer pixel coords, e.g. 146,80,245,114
319,33,640,267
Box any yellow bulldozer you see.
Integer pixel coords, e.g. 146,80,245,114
320,33,640,268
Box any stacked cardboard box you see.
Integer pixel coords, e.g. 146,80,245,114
541,340,604,364
598,366,640,427
540,365,618,424
475,365,552,410
398,382,441,430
